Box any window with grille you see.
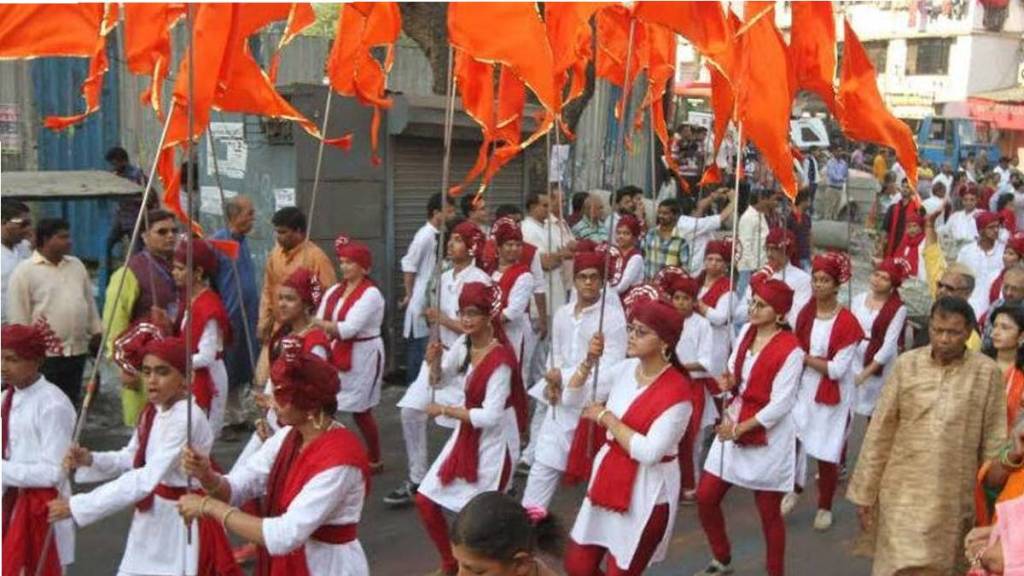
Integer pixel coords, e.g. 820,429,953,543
906,38,952,76
863,41,888,73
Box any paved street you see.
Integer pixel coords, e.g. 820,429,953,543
71,384,874,575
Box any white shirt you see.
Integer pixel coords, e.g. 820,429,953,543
1,376,76,565
851,292,907,416
921,196,947,228
418,339,516,513
933,173,953,197
522,215,572,315
957,240,1005,320
568,358,691,570
1,239,31,324
317,283,386,414
71,400,212,576
615,252,644,295
995,165,1012,188
675,214,723,274
736,207,768,272
401,222,439,339
226,426,369,576
492,267,534,362
792,315,858,463
704,325,805,491
698,279,736,378
938,209,979,243
676,313,713,379
529,298,628,470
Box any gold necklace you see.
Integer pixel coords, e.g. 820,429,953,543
637,361,669,382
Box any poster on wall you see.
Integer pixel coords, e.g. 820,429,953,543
274,187,296,211
207,122,246,179
200,185,238,216
0,104,20,154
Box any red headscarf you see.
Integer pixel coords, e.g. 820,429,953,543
458,282,502,317
615,214,641,238
705,239,732,262
1,324,48,361
282,267,324,309
811,252,853,284
270,344,341,413
875,258,910,288
975,210,1002,231
334,235,372,271
751,276,794,316
142,336,188,375
452,220,485,259
573,251,605,277
491,217,523,246
173,238,218,278
630,299,684,349
765,228,797,263
666,275,700,300
113,322,165,374
1006,234,1024,258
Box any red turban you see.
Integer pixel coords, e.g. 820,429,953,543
492,217,522,248
143,336,188,376
174,238,218,278
630,299,684,349
705,239,732,262
1006,234,1024,257
905,211,925,228
751,276,794,316
113,322,165,374
875,258,910,288
616,214,642,237
573,251,606,277
812,252,853,284
334,235,372,271
667,275,700,299
975,211,1002,230
765,227,795,249
574,239,599,253
270,340,340,413
1,324,48,361
458,282,501,318
452,220,485,258
282,267,323,308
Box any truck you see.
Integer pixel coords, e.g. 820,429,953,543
916,115,1001,169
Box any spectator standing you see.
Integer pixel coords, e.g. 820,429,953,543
675,188,736,275
850,144,866,170
921,181,949,229
211,195,259,396
882,178,922,258
104,146,152,264
1,199,34,324
257,207,337,343
848,297,1006,575
102,209,178,425
643,198,687,278
821,151,849,220
7,218,102,406
570,193,608,243
957,211,1006,321
872,148,889,185
735,188,773,297
787,190,813,271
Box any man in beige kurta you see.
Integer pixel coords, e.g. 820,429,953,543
848,296,1007,575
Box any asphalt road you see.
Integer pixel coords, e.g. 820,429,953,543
69,384,874,575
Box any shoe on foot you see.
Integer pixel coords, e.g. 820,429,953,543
383,480,418,506
780,491,800,516
693,558,733,575
813,509,833,531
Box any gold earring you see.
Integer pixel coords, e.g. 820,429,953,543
314,411,328,431
662,347,671,362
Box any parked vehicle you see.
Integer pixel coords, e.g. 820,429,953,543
916,115,1001,168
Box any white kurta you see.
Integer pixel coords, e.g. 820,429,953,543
938,209,979,243
677,313,719,428
792,316,857,463
417,343,516,513
568,359,691,570
185,317,228,439
851,293,907,416
704,325,805,492
492,268,534,374
698,281,736,379
1,376,76,565
957,240,1005,321
317,284,386,413
401,222,439,339
615,253,645,295
71,400,212,576
521,216,572,316
736,264,812,327
527,299,628,472
675,214,723,275
397,266,492,426
226,426,369,576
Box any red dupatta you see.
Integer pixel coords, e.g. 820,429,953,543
794,302,864,405
175,289,232,412
731,329,801,446
319,278,376,371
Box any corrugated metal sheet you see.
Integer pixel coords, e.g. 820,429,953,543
31,36,121,266
0,60,38,170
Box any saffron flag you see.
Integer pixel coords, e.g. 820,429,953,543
483,68,528,185
789,1,837,113
633,1,735,79
123,4,185,116
837,20,918,189
450,51,496,195
0,4,118,130
641,23,681,184
545,3,606,114
327,2,401,165
595,5,649,119
735,2,798,199
268,3,315,83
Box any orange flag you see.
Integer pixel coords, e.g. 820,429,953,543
633,1,735,79
450,51,496,195
595,5,649,119
268,3,315,83
327,2,401,165
124,4,185,116
699,62,735,187
448,2,559,191
838,20,918,188
0,3,118,130
735,2,797,199
483,69,528,185
789,1,837,113
545,3,606,115
640,23,681,183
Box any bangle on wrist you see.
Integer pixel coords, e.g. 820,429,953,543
1002,445,1024,469
596,408,610,425
221,506,238,530
199,495,211,517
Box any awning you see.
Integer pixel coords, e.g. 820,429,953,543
955,85,1024,131
0,170,144,200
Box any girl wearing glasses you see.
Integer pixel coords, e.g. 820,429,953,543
563,299,692,576
695,277,803,576
413,282,527,576
791,252,864,532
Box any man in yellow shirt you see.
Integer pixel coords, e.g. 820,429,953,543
873,148,889,184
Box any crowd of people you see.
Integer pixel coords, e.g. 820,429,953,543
1,140,1024,576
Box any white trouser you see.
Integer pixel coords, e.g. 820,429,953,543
519,402,547,465
401,407,429,484
521,461,562,509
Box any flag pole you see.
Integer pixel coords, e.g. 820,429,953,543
588,17,637,458
722,123,744,479
305,88,334,241
182,5,196,556
430,46,457,404
845,178,853,306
